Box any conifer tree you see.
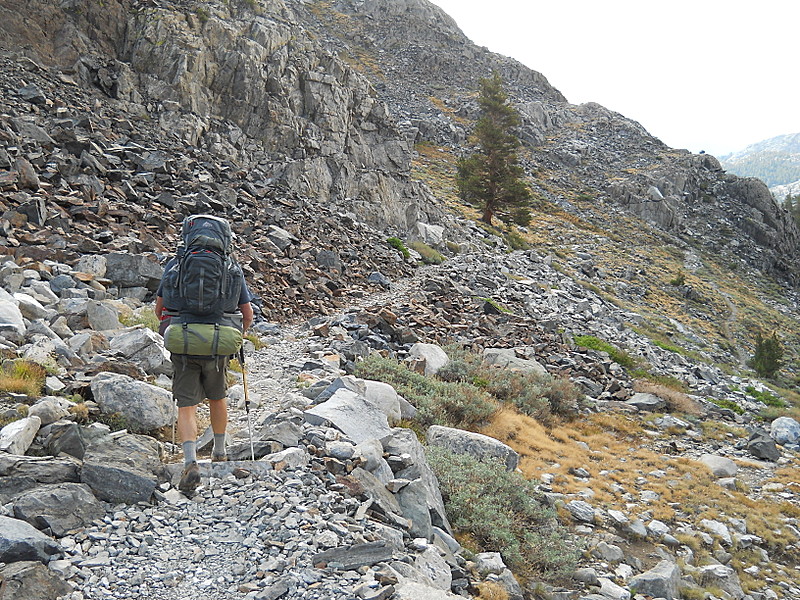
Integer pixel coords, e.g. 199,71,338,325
457,72,531,226
750,330,783,378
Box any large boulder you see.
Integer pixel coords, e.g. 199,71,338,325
698,564,745,600
304,389,391,444
0,297,26,337
81,433,163,504
770,416,800,447
27,397,70,426
628,560,681,600
426,425,519,471
0,560,72,600
698,454,738,478
625,392,666,412
363,380,402,426
90,372,174,431
0,416,42,456
747,429,781,461
12,483,105,537
0,516,62,564
103,253,163,292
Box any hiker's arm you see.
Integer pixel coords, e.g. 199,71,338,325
239,302,253,333
154,295,164,319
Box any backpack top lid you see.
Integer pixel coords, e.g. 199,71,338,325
181,214,232,253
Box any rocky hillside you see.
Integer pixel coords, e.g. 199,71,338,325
0,1,799,600
720,133,800,194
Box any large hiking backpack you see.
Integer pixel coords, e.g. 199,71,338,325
161,214,244,356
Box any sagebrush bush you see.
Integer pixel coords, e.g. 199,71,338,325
354,354,498,429
573,334,640,369
426,446,580,578
386,236,410,259
409,241,445,265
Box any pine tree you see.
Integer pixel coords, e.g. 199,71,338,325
750,331,783,378
456,72,531,226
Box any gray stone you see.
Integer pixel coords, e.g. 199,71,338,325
312,541,393,570
266,225,299,251
747,429,781,461
103,253,163,291
383,428,452,534
86,300,121,331
0,560,72,600
598,577,630,600
12,483,105,536
354,439,394,483
27,397,70,426
13,292,50,320
363,379,402,426
628,559,681,600
42,422,87,460
626,392,666,411
0,516,62,563
566,500,596,523
0,297,26,336
770,416,800,446
90,372,174,431
474,551,506,576
698,564,745,599
408,343,449,376
304,388,391,444
313,375,366,404
396,478,434,540
412,222,445,246
700,519,733,546
592,541,624,562
426,425,519,471
414,546,451,590
262,447,309,469
483,347,547,377
74,255,107,278
0,416,42,455
0,454,82,503
109,326,171,375
81,433,163,504
698,453,738,478
348,467,404,518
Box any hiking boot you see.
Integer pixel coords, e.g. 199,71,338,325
178,461,200,494
211,453,228,463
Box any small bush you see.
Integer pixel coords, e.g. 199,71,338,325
354,354,497,429
0,360,47,396
427,446,580,578
244,333,266,351
195,7,210,23
446,241,461,254
745,386,784,407
710,397,744,415
69,403,90,423
573,335,640,369
409,241,445,265
669,272,686,286
386,237,410,259
503,228,530,250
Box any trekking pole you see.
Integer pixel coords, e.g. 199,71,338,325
239,347,256,462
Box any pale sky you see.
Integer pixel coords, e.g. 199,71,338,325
430,0,800,157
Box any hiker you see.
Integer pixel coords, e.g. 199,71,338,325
154,214,254,494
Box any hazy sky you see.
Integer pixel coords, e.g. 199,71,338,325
429,0,799,157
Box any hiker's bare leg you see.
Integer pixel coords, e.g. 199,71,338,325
177,405,198,442
209,398,228,434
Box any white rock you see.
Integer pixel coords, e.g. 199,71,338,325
699,454,738,478
0,416,42,454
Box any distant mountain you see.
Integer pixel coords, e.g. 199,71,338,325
720,133,800,192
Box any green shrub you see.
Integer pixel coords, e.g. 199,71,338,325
710,397,744,415
479,297,512,314
195,7,210,23
426,446,580,578
446,241,461,254
409,241,445,265
669,272,686,286
476,366,580,422
354,354,497,429
504,228,530,250
745,386,784,407
573,335,640,369
386,237,410,259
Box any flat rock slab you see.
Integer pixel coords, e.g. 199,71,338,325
311,541,393,570
304,389,391,444
12,483,105,537
426,425,519,471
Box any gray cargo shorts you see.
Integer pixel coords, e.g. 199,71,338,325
171,355,230,408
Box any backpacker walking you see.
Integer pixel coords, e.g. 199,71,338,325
154,214,254,495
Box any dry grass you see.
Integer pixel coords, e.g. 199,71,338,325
0,360,47,396
633,380,704,416
475,581,509,600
